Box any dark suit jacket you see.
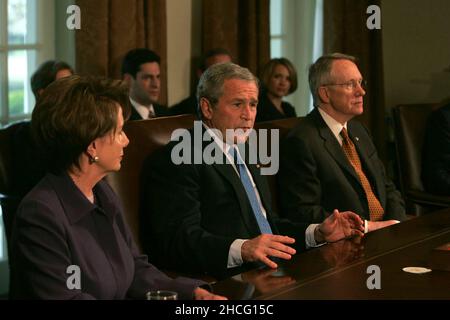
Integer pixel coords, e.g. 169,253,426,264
169,95,199,116
422,102,450,195
140,127,309,279
128,103,170,121
10,172,203,299
10,121,46,197
278,108,406,224
255,91,297,123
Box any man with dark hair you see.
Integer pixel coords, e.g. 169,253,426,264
278,53,406,233
169,48,232,116
31,60,74,100
122,48,169,120
140,62,364,279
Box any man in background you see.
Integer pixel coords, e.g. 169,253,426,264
31,60,74,101
169,48,232,116
122,48,169,120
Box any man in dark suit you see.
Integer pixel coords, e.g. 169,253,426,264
12,60,75,198
169,48,232,116
140,62,364,279
122,48,169,120
422,101,450,195
278,53,406,234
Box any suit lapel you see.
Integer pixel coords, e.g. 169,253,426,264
311,109,360,184
211,161,262,236
200,127,261,236
129,106,143,120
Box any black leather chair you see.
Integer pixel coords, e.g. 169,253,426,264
393,104,450,215
0,122,26,252
254,117,304,214
105,115,197,250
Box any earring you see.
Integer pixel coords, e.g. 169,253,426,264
89,155,99,164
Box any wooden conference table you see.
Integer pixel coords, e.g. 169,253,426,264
211,209,450,299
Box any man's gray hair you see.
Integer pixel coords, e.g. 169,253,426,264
308,53,357,108
196,62,259,118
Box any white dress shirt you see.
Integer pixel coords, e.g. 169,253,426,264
317,107,348,146
129,97,155,119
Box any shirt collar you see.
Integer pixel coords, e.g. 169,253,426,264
129,97,155,119
202,123,240,174
202,122,232,156
49,172,117,224
318,107,347,146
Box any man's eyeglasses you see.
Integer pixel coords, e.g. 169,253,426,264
322,79,367,91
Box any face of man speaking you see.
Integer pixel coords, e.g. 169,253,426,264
200,78,258,144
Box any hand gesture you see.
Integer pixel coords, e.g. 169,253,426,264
317,209,364,243
241,234,296,268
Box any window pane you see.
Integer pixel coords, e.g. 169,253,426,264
8,50,36,116
271,38,283,59
270,0,283,36
8,0,37,44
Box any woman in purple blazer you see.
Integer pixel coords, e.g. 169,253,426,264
9,76,225,300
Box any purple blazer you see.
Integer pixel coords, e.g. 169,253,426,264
10,172,204,299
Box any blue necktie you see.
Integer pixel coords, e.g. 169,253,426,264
229,146,273,234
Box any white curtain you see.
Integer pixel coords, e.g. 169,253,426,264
270,0,323,115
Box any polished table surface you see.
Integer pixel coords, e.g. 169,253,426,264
211,209,450,299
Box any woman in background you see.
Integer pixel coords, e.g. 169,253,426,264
256,58,298,122
10,76,225,300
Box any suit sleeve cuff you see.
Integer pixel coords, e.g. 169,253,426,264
227,239,247,268
305,224,323,248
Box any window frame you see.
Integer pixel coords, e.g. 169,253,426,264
0,0,55,127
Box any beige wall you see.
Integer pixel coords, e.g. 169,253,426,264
167,0,192,106
382,0,450,109
167,0,202,106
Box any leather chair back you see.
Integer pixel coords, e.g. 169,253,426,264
394,104,434,191
106,115,196,248
393,103,450,215
255,117,304,214
0,122,28,243
0,125,15,195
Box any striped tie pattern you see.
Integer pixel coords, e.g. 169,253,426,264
340,128,384,221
